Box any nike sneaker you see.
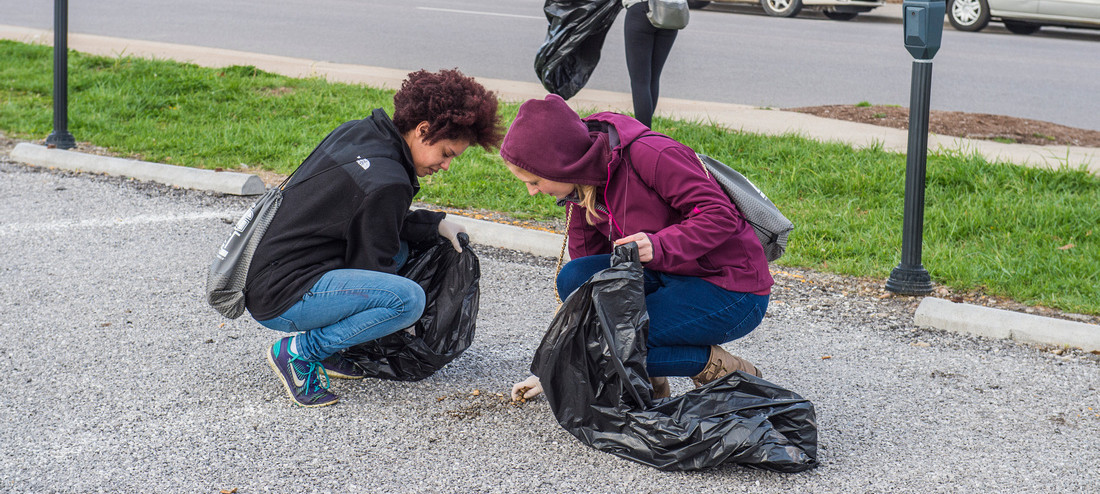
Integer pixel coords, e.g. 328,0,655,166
267,337,337,407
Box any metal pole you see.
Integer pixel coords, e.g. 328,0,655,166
46,0,76,149
886,59,934,295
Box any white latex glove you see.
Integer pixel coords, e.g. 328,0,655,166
437,219,466,253
511,375,543,401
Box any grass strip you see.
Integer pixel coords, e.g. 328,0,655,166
3,40,1097,315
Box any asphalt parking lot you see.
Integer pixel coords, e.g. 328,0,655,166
1,159,1098,493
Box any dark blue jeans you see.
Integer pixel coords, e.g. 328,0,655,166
557,255,768,377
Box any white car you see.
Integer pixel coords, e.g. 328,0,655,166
688,0,883,20
947,0,1100,34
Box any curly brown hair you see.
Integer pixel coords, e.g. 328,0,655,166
392,69,504,150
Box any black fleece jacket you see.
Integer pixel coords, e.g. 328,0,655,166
244,109,445,321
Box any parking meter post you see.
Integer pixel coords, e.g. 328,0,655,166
887,0,944,295
886,59,934,295
46,0,76,150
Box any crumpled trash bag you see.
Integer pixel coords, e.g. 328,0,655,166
530,243,819,471
340,232,480,381
534,0,623,100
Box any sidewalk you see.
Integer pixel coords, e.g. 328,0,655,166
2,25,1097,354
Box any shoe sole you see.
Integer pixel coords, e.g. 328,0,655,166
323,369,365,380
266,349,339,408
321,365,367,380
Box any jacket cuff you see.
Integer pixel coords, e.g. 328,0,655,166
402,209,447,249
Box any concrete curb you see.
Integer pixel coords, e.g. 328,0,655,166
915,297,1099,352
443,214,566,261
10,143,265,196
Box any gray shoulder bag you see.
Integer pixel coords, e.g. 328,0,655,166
616,129,795,262
205,173,292,319
648,0,690,30
205,162,347,319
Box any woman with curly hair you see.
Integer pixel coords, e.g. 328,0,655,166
246,69,503,407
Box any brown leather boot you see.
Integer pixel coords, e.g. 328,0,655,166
691,345,762,387
648,377,671,399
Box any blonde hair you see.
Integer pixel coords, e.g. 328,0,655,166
575,184,603,225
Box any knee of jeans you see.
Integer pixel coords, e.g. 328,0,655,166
556,257,604,299
555,273,576,301
392,281,426,325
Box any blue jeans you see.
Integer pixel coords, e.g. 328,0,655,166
257,245,425,362
557,255,769,377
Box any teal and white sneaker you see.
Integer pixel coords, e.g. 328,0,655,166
267,337,337,407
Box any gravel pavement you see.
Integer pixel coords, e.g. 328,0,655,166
1,159,1098,493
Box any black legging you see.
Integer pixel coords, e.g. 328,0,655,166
624,2,678,128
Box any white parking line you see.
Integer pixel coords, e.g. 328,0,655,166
416,7,543,20
0,211,240,235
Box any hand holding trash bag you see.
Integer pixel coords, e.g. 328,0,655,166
612,232,652,262
437,218,466,253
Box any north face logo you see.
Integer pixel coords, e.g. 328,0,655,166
356,156,371,170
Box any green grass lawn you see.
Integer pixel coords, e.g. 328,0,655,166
3,40,1098,316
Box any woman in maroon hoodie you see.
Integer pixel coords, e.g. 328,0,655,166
502,94,773,400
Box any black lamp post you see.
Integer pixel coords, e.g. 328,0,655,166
886,0,945,295
46,0,76,149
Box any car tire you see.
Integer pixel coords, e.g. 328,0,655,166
823,10,859,21
687,0,712,8
948,0,990,32
1003,20,1042,34
761,0,803,17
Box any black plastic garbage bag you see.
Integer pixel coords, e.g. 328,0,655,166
534,0,623,100
531,243,819,472
340,233,480,381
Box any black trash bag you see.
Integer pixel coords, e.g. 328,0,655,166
340,232,480,381
531,243,819,472
534,0,623,100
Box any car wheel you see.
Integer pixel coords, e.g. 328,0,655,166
687,0,712,8
761,0,803,17
1003,20,1042,34
823,10,859,21
948,0,990,32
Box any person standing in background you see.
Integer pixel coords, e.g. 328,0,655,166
623,0,678,128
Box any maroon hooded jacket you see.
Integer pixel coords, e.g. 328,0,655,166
500,95,772,295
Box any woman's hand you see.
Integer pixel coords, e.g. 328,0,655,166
511,375,543,401
437,219,466,252
613,233,653,263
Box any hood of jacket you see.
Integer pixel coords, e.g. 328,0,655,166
581,110,654,168
499,94,612,186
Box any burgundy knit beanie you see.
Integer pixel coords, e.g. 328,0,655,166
499,94,609,186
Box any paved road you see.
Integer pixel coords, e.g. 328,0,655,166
2,155,1098,492
2,0,1098,130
